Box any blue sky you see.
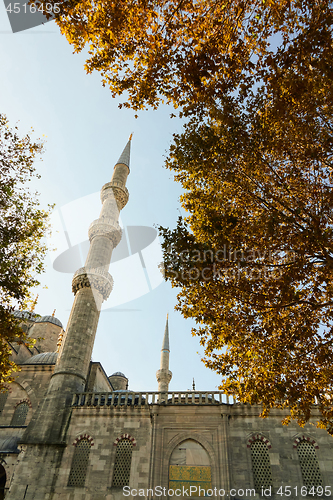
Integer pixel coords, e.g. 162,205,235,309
0,11,223,392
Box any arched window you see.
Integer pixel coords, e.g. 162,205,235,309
68,438,92,487
11,402,29,426
0,391,8,414
112,439,133,488
0,464,6,500
169,439,211,494
297,440,323,488
250,440,273,492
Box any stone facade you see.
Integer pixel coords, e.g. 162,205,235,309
1,139,333,500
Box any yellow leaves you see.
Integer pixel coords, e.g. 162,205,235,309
53,0,319,111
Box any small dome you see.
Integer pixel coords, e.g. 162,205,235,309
35,315,63,328
24,352,58,365
13,310,37,321
0,436,20,453
110,372,127,378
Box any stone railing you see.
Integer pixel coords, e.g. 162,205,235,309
71,391,236,408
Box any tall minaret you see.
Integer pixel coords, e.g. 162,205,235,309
23,137,132,445
156,315,172,392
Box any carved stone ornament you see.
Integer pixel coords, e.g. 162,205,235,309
72,267,114,300
101,182,129,209
88,219,122,246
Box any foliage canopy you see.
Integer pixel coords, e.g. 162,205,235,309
51,0,332,115
0,114,51,386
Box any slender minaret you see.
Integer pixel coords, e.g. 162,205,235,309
23,137,132,445
156,314,172,392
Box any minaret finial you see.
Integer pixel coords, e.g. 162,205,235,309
161,313,170,351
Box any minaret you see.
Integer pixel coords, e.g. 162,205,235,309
156,314,172,392
23,137,132,445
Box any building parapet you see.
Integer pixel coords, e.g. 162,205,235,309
71,390,236,408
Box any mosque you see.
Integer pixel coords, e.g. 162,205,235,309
0,139,333,500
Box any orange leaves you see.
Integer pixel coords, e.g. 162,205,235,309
50,0,316,112
158,33,333,427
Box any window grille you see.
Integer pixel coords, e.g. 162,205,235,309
112,439,133,488
0,392,8,414
68,438,91,487
297,441,323,488
250,440,273,492
11,402,29,426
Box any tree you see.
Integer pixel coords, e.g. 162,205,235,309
48,0,332,115
48,0,333,430
0,114,51,387
159,69,333,431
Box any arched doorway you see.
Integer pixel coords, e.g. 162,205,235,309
0,464,6,500
169,439,211,497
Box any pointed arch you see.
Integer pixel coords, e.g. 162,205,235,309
10,401,30,426
113,433,136,447
163,432,218,491
68,437,92,487
250,436,273,492
72,433,94,447
296,439,323,488
293,435,319,449
247,433,272,449
111,438,134,488
169,439,212,494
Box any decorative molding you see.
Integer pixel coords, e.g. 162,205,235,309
113,434,136,447
73,434,94,447
247,434,272,449
293,436,319,449
72,267,113,300
88,219,122,246
101,182,129,209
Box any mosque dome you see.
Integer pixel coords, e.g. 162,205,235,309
13,310,38,321
24,352,58,365
109,372,128,391
35,316,63,328
110,372,127,378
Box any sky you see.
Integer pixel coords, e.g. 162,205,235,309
0,10,223,392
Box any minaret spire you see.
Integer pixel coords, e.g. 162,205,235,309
156,314,172,393
22,138,132,445
116,134,132,169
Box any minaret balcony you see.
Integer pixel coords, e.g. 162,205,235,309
101,181,129,209
88,219,122,246
72,267,114,300
156,369,173,384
